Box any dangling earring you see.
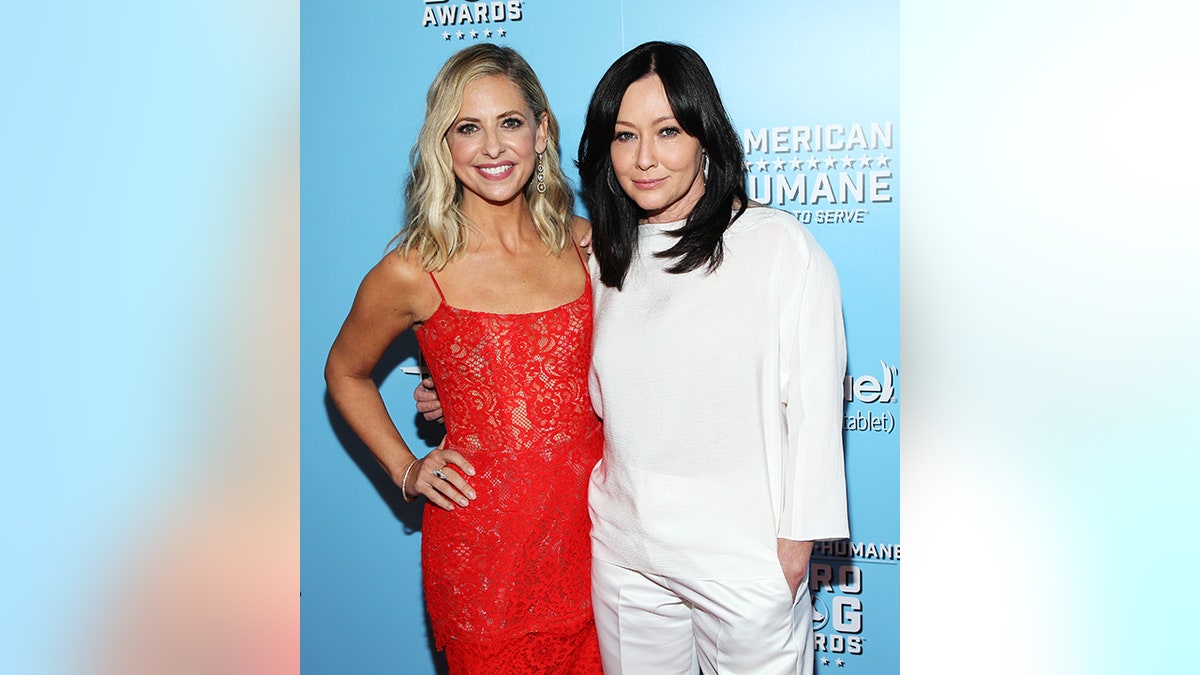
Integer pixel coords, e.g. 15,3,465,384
702,151,710,180
536,152,547,194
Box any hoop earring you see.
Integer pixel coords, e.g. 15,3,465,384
703,151,710,180
605,170,622,197
536,152,546,194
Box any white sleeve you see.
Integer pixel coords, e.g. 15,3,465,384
777,232,850,541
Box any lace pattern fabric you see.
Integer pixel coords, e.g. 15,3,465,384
414,274,603,673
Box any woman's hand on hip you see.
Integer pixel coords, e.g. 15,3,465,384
407,441,476,510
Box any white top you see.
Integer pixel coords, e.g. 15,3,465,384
587,206,849,579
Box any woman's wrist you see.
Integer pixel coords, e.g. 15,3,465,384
399,457,420,502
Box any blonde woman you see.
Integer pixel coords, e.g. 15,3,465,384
325,44,602,674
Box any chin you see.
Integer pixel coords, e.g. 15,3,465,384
481,190,526,206
639,202,676,218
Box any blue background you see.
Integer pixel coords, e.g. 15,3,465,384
4,1,1196,674
302,1,898,673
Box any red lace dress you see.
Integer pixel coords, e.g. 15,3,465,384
414,260,604,675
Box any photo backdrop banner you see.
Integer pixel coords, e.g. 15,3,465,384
301,1,898,672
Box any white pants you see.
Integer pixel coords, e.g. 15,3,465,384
592,558,814,675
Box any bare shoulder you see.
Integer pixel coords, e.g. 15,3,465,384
358,247,440,324
570,216,592,244
369,247,425,283
327,247,439,378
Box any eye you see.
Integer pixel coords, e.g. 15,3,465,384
501,116,524,129
454,122,478,135
613,131,635,143
659,126,681,138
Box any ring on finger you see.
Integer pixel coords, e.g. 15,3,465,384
432,468,448,481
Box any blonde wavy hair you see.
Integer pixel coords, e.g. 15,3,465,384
393,44,574,270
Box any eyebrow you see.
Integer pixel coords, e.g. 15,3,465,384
455,110,528,123
614,115,676,127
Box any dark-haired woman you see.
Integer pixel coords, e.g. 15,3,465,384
577,41,849,675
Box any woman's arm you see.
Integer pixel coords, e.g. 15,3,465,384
325,252,475,510
776,228,849,591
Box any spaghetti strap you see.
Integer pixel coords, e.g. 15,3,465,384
571,243,590,288
429,272,447,302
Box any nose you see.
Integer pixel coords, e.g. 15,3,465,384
481,127,504,158
634,139,656,171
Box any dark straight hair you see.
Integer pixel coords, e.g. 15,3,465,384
577,41,748,290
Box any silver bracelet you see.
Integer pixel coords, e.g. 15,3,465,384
399,458,420,502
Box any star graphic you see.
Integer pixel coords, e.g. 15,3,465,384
442,31,451,40
840,156,854,169
773,158,786,171
498,28,507,37
876,153,891,168
470,30,480,39
823,156,837,170
484,29,492,38
456,30,465,39
744,160,754,171
836,659,845,667
859,154,873,168
807,157,820,170
790,157,804,170
821,657,831,666
756,158,769,172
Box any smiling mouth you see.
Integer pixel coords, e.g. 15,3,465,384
477,163,515,179
632,178,665,189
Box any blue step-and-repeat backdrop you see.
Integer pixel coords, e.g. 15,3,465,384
301,1,898,672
